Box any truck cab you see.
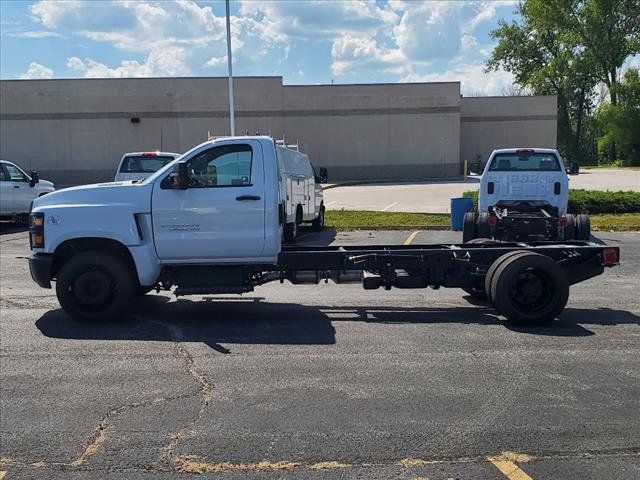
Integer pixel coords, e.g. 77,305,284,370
465,148,589,242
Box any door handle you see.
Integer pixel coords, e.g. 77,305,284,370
236,195,261,201
13,185,20,188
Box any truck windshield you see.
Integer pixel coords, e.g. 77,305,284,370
120,155,175,173
489,152,561,172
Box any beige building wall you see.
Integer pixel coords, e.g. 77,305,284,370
0,77,555,186
460,96,558,167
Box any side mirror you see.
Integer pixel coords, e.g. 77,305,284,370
29,170,39,187
318,167,328,183
169,161,189,189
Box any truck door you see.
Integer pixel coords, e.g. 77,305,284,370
151,140,266,261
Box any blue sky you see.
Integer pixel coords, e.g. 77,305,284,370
0,0,523,95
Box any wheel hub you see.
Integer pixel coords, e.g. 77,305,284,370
511,270,546,306
73,270,112,306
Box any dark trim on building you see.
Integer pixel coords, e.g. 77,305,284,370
1,106,460,121
461,114,557,123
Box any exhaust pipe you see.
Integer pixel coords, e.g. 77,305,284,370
287,270,364,285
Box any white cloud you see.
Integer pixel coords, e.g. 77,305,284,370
20,62,54,79
331,34,404,76
204,56,226,68
239,0,398,40
6,30,62,38
30,0,288,76
402,63,516,96
66,48,190,78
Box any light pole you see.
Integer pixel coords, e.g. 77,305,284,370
225,0,235,136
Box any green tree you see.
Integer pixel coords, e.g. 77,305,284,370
596,68,640,165
487,0,639,164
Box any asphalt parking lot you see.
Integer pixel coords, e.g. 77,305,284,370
1,225,639,479
323,168,640,213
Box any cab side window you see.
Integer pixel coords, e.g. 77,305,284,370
4,164,27,182
187,144,252,188
0,166,7,181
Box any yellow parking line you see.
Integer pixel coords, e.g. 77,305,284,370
487,457,533,480
404,230,421,245
0,470,7,479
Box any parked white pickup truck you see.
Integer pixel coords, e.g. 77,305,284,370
464,148,590,242
0,160,55,222
114,151,180,182
28,136,618,325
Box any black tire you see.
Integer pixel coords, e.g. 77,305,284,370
484,250,529,303
561,214,576,241
56,250,135,322
491,252,569,325
576,214,591,240
462,211,477,242
477,212,491,239
284,221,298,242
312,206,325,231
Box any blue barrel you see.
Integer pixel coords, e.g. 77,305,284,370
450,197,474,231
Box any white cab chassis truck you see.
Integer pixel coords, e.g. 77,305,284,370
29,137,618,325
464,148,590,243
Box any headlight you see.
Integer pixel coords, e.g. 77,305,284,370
29,213,45,248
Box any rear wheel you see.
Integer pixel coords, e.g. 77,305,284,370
462,211,477,242
576,214,591,240
491,252,569,325
477,212,491,239
484,250,528,303
561,214,576,240
312,206,325,231
56,251,134,322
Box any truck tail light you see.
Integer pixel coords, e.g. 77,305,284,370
558,215,568,228
487,181,494,194
29,213,45,248
554,182,561,194
142,151,159,157
487,215,498,227
601,247,619,266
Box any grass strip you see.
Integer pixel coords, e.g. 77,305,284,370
325,210,640,231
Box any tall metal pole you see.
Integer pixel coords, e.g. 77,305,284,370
225,0,235,136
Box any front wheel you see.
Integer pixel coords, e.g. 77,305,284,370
312,206,325,231
56,251,135,322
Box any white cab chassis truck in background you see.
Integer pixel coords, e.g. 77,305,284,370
275,143,326,241
464,148,591,243
28,137,618,325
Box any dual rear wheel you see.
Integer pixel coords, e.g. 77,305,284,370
484,251,569,324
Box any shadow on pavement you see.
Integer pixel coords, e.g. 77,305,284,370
35,295,640,352
0,221,28,235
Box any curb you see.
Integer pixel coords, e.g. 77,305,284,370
328,225,452,231
322,177,479,190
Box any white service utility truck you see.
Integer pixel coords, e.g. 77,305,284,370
464,148,590,242
28,136,618,325
275,141,327,241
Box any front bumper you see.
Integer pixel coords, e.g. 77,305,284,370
29,253,53,288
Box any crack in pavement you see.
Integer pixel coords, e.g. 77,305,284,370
153,320,214,470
